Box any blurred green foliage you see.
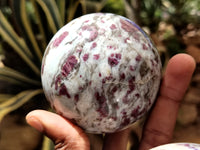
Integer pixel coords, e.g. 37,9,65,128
102,0,125,16
140,0,163,32
162,0,200,33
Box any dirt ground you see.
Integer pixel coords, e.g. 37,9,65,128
0,114,43,150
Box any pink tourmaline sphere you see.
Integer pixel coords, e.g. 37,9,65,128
151,143,200,150
41,13,162,133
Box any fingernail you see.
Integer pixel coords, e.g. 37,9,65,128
26,116,44,132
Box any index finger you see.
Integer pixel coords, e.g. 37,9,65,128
139,54,196,150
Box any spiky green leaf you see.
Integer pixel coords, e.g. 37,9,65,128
67,0,82,22
0,89,43,122
31,0,48,51
42,136,54,150
0,66,41,86
0,11,41,76
56,0,66,23
0,94,14,103
11,0,43,62
0,11,32,58
36,0,63,34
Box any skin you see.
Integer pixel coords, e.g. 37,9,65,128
26,53,196,150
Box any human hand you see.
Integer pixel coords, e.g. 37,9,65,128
26,54,196,150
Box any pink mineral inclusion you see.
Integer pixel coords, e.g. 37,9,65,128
83,54,89,61
110,24,117,30
61,55,78,77
102,75,113,84
91,42,97,49
120,110,130,126
82,25,98,41
115,53,122,59
124,37,130,43
59,84,71,98
142,43,148,50
108,57,119,67
128,77,135,92
93,54,100,60
74,94,79,102
110,86,118,94
108,53,122,67
135,55,142,61
95,92,108,117
76,49,82,53
89,27,98,41
120,19,137,33
131,106,140,118
82,25,88,30
53,31,69,47
120,73,126,80
121,118,130,127
129,65,135,71
84,20,89,23
135,93,140,98
107,45,113,49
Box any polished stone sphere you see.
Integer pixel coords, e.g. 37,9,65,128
41,13,162,133
151,143,200,150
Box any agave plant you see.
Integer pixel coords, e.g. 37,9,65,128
0,0,128,149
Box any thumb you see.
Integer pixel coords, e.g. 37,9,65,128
26,110,90,150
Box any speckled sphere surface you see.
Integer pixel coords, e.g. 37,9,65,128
151,143,200,150
41,13,162,133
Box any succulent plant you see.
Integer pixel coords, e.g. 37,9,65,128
41,13,162,133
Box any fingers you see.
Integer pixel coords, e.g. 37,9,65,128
26,110,90,150
103,128,130,150
139,54,196,150
25,54,195,150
